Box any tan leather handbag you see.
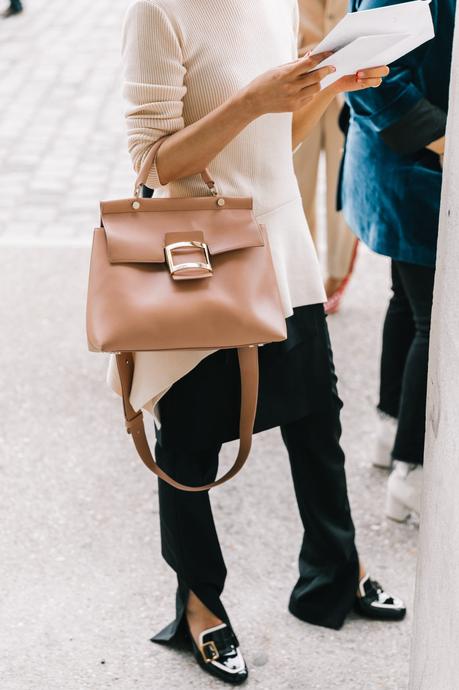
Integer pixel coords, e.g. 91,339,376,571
86,137,287,491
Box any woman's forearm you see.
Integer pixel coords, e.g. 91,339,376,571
292,88,336,150
292,67,391,150
153,59,386,182
155,90,257,185
151,53,334,185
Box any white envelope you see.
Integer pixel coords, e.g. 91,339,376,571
310,0,435,89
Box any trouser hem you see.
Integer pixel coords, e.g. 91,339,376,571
288,601,347,631
377,404,399,421
392,455,423,467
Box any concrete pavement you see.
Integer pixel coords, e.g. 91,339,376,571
0,0,130,242
0,246,417,690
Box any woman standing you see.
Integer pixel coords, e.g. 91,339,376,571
118,0,402,683
340,0,455,520
294,0,358,314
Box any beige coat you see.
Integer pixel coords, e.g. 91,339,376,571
298,0,348,51
295,0,356,279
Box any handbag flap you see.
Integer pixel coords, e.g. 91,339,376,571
101,196,264,264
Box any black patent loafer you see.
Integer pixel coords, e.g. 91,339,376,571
355,574,406,621
190,623,248,685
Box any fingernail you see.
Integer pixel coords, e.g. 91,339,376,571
357,71,364,78
329,66,336,73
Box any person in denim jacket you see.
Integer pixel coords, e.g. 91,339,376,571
340,0,456,519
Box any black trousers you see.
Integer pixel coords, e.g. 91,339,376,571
152,318,360,643
378,260,435,465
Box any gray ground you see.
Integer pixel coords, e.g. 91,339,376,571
0,247,418,690
0,2,418,689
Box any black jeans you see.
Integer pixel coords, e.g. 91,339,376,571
378,260,435,465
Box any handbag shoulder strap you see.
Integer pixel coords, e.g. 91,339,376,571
134,136,217,195
116,347,259,492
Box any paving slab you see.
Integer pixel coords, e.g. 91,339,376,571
0,0,131,241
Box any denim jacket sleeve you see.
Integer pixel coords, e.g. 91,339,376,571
345,0,438,133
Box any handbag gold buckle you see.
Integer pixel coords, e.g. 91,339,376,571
164,240,213,278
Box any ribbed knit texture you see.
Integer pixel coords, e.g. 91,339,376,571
110,0,327,413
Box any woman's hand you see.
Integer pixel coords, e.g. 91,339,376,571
290,64,389,150
243,52,336,117
325,66,390,95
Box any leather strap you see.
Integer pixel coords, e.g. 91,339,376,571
116,347,259,492
135,136,216,194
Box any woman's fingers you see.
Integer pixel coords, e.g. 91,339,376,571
356,66,390,80
320,64,389,96
298,46,311,58
299,65,336,87
357,77,383,88
292,50,334,75
356,66,389,89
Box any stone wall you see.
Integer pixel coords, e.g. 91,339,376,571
409,6,459,689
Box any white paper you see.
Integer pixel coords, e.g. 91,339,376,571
318,33,411,88
310,0,435,89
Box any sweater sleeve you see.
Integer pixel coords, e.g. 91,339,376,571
121,0,187,189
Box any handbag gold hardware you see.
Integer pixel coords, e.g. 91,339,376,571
86,135,287,491
164,240,213,277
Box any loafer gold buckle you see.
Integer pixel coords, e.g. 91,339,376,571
200,639,220,663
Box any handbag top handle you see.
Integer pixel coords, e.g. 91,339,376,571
134,136,218,197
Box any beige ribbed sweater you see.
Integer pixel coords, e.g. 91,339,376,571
108,0,326,415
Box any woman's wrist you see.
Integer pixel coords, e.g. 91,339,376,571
320,80,344,99
237,85,265,121
317,85,337,106
292,88,336,150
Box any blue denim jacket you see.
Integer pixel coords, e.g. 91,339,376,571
339,0,455,267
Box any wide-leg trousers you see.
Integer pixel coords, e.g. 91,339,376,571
152,331,360,644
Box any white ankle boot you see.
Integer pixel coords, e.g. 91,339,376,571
386,461,423,522
373,414,397,469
